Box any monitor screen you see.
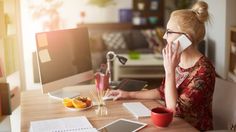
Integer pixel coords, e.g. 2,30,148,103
35,27,93,98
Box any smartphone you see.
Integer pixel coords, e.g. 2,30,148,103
173,34,192,53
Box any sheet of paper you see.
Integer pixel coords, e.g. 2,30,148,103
30,116,96,132
39,49,51,63
37,33,48,48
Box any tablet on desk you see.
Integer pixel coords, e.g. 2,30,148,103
98,118,147,132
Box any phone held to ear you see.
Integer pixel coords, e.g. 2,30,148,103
173,34,192,53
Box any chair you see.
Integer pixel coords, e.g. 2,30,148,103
212,77,236,130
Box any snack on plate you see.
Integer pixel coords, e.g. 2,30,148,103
62,96,92,108
62,98,73,107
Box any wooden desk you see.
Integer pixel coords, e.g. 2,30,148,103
21,84,198,132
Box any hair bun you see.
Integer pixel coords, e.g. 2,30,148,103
191,1,209,23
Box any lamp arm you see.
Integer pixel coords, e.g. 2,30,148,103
106,51,116,83
106,51,127,84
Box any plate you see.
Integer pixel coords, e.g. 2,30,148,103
65,103,93,111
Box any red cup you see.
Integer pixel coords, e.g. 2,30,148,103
151,107,173,127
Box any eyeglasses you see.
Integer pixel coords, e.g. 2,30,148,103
165,29,191,40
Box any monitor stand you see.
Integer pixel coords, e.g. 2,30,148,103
48,88,80,100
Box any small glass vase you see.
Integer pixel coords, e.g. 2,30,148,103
95,103,108,116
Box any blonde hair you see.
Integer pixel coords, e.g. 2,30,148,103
170,1,209,45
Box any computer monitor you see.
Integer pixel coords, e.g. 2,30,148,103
35,27,94,100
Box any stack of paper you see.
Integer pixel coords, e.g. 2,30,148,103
30,116,97,132
123,102,151,119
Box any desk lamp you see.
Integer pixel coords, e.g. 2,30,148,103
106,51,128,84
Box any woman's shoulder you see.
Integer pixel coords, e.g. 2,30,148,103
197,55,215,73
198,56,214,67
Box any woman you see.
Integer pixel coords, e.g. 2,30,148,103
108,1,215,131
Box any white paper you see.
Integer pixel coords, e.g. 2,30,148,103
123,102,151,119
30,116,97,132
37,33,48,48
39,49,51,63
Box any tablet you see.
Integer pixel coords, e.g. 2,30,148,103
98,118,147,132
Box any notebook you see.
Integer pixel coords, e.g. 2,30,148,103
123,102,151,119
30,116,97,132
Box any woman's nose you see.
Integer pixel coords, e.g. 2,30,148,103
163,33,167,39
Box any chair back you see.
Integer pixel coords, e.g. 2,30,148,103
213,78,236,130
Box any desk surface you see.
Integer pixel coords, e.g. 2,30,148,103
21,84,198,132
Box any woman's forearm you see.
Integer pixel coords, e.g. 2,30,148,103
164,73,178,110
128,89,161,100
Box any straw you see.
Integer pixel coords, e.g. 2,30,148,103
98,89,104,105
90,88,106,106
89,89,99,104
104,89,110,97
95,79,98,90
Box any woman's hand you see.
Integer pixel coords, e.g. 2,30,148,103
162,42,181,74
107,89,130,101
162,42,180,111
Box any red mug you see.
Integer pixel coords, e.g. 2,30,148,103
94,72,109,91
151,107,173,127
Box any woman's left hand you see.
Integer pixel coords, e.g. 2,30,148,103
162,42,181,74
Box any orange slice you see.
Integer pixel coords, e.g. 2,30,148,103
62,98,73,107
72,99,87,108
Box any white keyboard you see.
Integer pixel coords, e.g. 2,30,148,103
123,102,151,119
